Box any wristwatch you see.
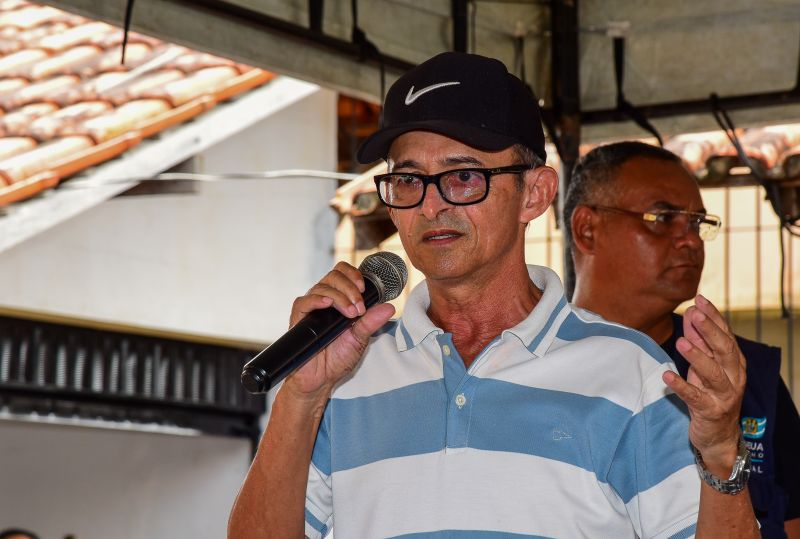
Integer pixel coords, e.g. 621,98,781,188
692,437,751,495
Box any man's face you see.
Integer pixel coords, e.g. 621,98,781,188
593,156,706,307
385,131,531,284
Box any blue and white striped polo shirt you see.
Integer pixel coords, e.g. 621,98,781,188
304,265,700,538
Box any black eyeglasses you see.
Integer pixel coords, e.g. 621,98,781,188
374,165,531,209
589,205,723,241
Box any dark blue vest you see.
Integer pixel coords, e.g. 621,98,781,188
663,314,787,538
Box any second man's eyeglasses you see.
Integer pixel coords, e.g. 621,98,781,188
589,205,722,241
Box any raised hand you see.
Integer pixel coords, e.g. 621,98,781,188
662,294,746,475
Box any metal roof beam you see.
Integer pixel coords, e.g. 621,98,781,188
581,89,800,124
41,0,414,102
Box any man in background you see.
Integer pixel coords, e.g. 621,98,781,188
566,140,800,538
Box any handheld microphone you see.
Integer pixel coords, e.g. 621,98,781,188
241,252,408,394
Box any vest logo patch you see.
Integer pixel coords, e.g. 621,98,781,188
741,416,766,439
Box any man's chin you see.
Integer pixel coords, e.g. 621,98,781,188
659,282,700,307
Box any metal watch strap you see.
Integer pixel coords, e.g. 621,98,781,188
692,437,751,495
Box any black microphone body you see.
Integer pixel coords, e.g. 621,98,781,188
241,252,407,394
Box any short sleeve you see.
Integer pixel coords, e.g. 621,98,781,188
305,402,334,539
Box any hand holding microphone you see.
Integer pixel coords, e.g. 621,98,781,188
241,252,408,394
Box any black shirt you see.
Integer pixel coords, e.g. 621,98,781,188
662,314,800,538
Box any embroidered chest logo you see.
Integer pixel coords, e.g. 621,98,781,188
552,428,572,441
741,416,766,439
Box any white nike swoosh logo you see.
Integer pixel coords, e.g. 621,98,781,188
404,81,461,105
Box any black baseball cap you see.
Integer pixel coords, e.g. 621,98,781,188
357,52,546,164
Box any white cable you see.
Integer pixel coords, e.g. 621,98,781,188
61,169,362,190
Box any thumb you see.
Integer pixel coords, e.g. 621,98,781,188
350,303,396,345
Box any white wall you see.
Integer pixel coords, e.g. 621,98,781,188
0,420,251,539
0,85,338,346
0,85,338,538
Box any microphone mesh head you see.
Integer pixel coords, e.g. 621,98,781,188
359,252,408,302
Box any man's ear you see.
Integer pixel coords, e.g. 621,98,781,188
571,205,598,255
520,166,558,224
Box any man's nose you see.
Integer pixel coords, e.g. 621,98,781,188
672,216,704,248
419,182,451,219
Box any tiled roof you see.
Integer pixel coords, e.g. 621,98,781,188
665,125,800,184
333,125,800,219
0,0,274,206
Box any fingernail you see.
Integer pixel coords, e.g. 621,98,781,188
697,294,708,304
677,339,691,352
695,311,706,321
348,304,358,317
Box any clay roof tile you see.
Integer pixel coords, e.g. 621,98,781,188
0,135,35,163
0,48,48,76
23,44,101,79
26,100,110,140
49,71,128,107
0,74,78,110
0,76,26,96
0,1,33,11
0,134,93,184
72,98,170,143
0,101,56,135
101,69,183,106
0,5,67,29
0,1,275,202
93,43,152,72
164,52,237,74
151,65,239,106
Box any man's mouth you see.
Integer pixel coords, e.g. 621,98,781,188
423,230,462,242
672,260,701,269
668,262,702,274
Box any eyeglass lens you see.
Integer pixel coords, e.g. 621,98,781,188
379,170,488,207
649,211,720,240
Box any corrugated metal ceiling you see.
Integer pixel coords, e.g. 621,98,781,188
37,0,800,142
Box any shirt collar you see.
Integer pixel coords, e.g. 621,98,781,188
394,278,440,352
395,264,570,356
501,265,570,357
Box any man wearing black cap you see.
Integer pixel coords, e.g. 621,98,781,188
229,53,758,538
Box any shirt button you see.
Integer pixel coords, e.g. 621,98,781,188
455,393,467,408
442,345,451,356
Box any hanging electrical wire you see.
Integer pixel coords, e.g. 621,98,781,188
710,93,795,318
351,0,386,99
122,0,136,64
613,36,663,146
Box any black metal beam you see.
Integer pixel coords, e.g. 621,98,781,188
452,0,469,52
580,89,800,125
309,0,324,32
174,0,416,73
550,0,581,298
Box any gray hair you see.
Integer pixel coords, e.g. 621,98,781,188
512,144,546,169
